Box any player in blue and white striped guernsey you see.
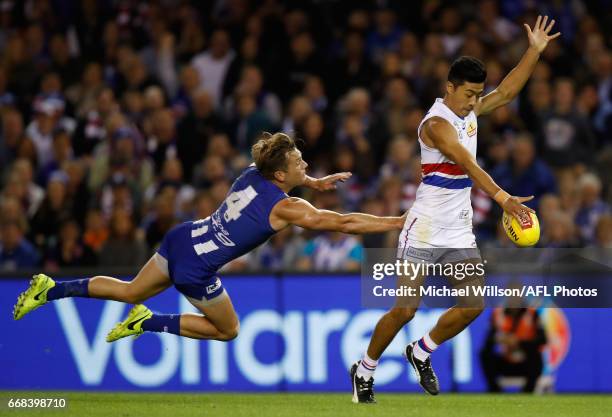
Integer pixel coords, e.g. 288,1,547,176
13,132,405,346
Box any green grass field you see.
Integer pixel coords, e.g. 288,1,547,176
1,392,611,417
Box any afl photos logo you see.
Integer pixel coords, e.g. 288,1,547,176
466,121,477,137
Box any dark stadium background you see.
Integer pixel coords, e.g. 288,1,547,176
1,0,611,398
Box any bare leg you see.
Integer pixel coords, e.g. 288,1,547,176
89,256,172,304
180,294,240,341
429,276,485,344
429,307,483,344
366,273,424,359
367,307,417,359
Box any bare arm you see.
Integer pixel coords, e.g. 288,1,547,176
422,118,533,218
475,15,560,116
270,197,405,234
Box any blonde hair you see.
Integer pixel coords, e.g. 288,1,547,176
251,132,296,179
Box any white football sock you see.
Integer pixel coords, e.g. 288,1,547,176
412,333,439,361
356,352,378,380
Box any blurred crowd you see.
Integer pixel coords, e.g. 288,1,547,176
0,0,611,273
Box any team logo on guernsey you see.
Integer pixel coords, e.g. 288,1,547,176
466,121,477,137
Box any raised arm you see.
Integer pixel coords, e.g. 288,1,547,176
422,117,533,219
270,197,405,234
475,15,560,116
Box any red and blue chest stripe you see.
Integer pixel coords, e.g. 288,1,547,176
421,162,473,189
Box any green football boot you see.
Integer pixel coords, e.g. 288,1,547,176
106,304,153,342
13,274,56,320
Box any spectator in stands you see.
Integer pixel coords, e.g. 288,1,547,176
329,30,378,101
30,171,72,250
539,78,596,169
250,226,305,272
193,154,230,190
99,209,148,267
222,34,264,102
297,205,363,272
191,29,235,108
379,135,416,183
541,210,579,248
367,9,404,63
65,62,106,119
296,112,330,170
177,89,223,181
48,33,82,88
38,128,73,184
0,218,39,271
172,65,200,118
82,209,109,254
140,31,178,98
88,124,153,194
224,65,282,125
44,219,97,269
281,95,312,136
9,158,44,218
144,157,195,219
303,75,330,118
575,173,610,244
0,216,40,271
297,229,363,272
282,32,322,102
376,77,415,138
72,87,117,156
142,190,178,251
228,92,276,153
491,133,557,210
0,108,24,174
145,108,177,173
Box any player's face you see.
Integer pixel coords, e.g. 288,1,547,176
283,149,308,186
446,81,484,117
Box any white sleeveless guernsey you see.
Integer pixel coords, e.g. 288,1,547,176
398,98,479,251
411,98,478,229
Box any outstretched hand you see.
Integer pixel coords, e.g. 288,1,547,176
313,172,352,191
524,15,561,53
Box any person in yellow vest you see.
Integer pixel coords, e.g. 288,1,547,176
479,307,547,392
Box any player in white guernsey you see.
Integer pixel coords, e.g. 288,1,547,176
351,16,560,403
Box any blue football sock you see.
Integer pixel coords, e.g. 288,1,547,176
47,279,90,301
142,314,181,335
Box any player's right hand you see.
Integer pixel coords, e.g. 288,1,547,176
502,195,535,222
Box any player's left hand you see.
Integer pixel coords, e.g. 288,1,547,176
314,172,352,191
524,15,561,53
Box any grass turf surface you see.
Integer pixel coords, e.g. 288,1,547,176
0,392,610,417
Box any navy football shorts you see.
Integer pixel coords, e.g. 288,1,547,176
156,222,226,303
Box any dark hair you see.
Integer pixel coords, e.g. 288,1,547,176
251,132,297,179
448,56,486,86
